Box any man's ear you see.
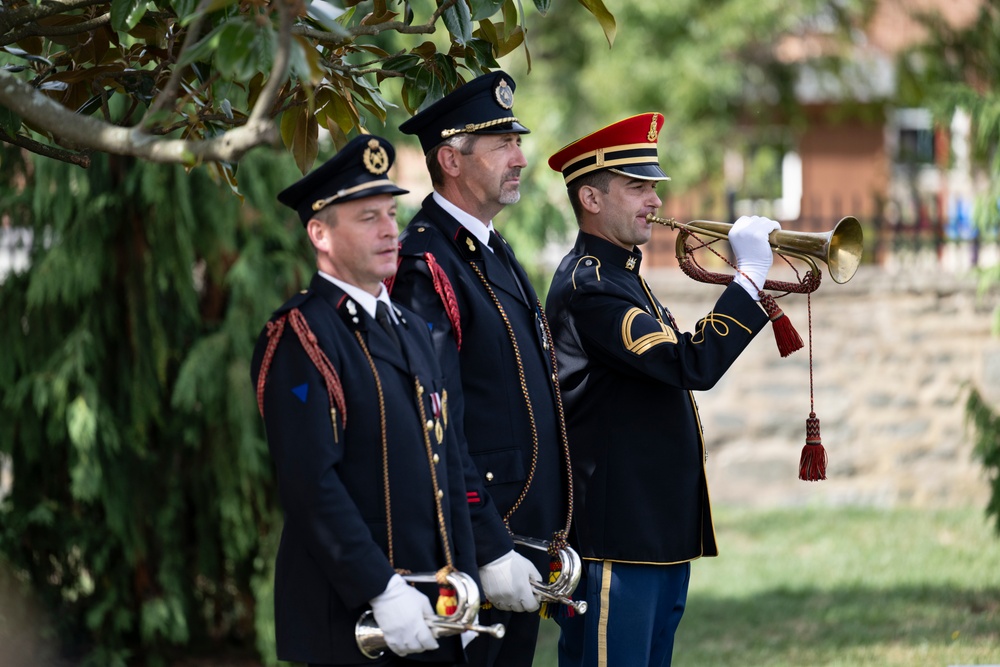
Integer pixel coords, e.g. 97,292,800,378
437,145,462,178
306,218,332,253
578,185,603,215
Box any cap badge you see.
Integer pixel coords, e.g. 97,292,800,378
362,138,389,175
494,79,514,109
625,256,637,271
647,113,659,142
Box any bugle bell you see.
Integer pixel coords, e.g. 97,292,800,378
646,214,864,285
355,570,505,659
512,535,588,614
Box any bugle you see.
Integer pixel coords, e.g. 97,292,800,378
645,214,864,285
512,535,588,614
355,570,505,659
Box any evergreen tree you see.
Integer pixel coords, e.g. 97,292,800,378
0,144,311,665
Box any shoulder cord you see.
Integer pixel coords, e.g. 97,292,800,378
385,252,463,351
353,331,455,581
256,309,347,442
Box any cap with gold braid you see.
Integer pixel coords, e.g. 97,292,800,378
548,113,671,185
277,134,409,225
399,71,530,154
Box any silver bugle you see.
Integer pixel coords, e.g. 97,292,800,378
512,535,588,614
355,570,505,659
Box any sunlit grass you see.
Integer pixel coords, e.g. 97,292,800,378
533,506,1000,666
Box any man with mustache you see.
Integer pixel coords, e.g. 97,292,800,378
251,135,480,666
391,72,574,667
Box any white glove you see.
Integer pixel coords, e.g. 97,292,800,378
728,215,781,300
369,574,439,656
478,550,542,613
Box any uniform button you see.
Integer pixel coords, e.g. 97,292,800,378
418,227,426,232
437,489,444,499
426,419,434,431
433,453,440,464
585,259,593,266
485,472,494,482
551,372,557,383
543,340,549,350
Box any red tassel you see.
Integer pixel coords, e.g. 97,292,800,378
759,294,803,357
799,412,827,481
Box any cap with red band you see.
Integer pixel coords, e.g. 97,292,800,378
548,112,671,186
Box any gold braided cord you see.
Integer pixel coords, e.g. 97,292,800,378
413,378,456,574
536,300,574,553
440,116,521,138
469,263,540,530
354,331,394,567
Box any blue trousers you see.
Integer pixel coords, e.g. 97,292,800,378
556,560,691,667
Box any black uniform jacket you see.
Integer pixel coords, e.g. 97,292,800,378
250,273,478,665
392,194,568,572
545,232,769,565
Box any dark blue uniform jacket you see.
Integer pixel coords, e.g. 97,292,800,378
393,194,569,573
250,273,478,665
545,232,768,564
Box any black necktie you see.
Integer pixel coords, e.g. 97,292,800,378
489,232,528,303
375,301,401,351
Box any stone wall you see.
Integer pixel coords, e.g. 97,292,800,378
642,263,999,510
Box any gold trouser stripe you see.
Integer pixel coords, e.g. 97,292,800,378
598,560,613,667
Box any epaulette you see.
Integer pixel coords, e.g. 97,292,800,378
388,250,463,351
256,303,347,443
570,255,602,290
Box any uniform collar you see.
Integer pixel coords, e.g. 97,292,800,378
432,190,496,252
317,271,396,322
578,232,643,273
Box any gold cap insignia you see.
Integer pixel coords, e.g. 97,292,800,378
647,113,659,142
495,79,514,109
362,138,389,175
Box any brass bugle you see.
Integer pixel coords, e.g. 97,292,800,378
355,570,505,659
512,535,588,614
645,214,864,284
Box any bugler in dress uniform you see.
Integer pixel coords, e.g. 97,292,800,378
545,113,780,667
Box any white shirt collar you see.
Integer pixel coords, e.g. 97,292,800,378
317,271,396,323
432,190,496,253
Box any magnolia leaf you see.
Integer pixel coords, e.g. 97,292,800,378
281,108,319,175
576,0,616,47
110,0,149,32
469,0,505,21
442,0,474,46
532,0,551,16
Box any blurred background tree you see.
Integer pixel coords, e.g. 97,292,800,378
897,1,1000,535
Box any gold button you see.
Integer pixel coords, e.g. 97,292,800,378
433,453,440,464
437,489,444,499
485,472,494,482
299,289,308,294
426,419,434,430
418,227,426,232
551,372,557,383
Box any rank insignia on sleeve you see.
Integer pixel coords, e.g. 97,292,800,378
621,307,678,355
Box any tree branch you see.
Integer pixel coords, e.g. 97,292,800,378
290,0,457,48
0,0,107,34
0,68,278,164
0,13,110,48
0,127,90,167
140,0,211,127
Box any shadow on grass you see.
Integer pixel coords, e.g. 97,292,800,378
534,584,1000,666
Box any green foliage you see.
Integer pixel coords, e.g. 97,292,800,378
966,388,1000,536
903,2,1000,534
0,144,311,664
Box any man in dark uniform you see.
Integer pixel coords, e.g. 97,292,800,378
389,72,574,667
544,113,781,667
251,134,483,667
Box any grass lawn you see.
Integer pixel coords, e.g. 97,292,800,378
531,506,1000,666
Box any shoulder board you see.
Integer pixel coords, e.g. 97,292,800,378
272,288,315,317
570,255,602,290
399,220,443,255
